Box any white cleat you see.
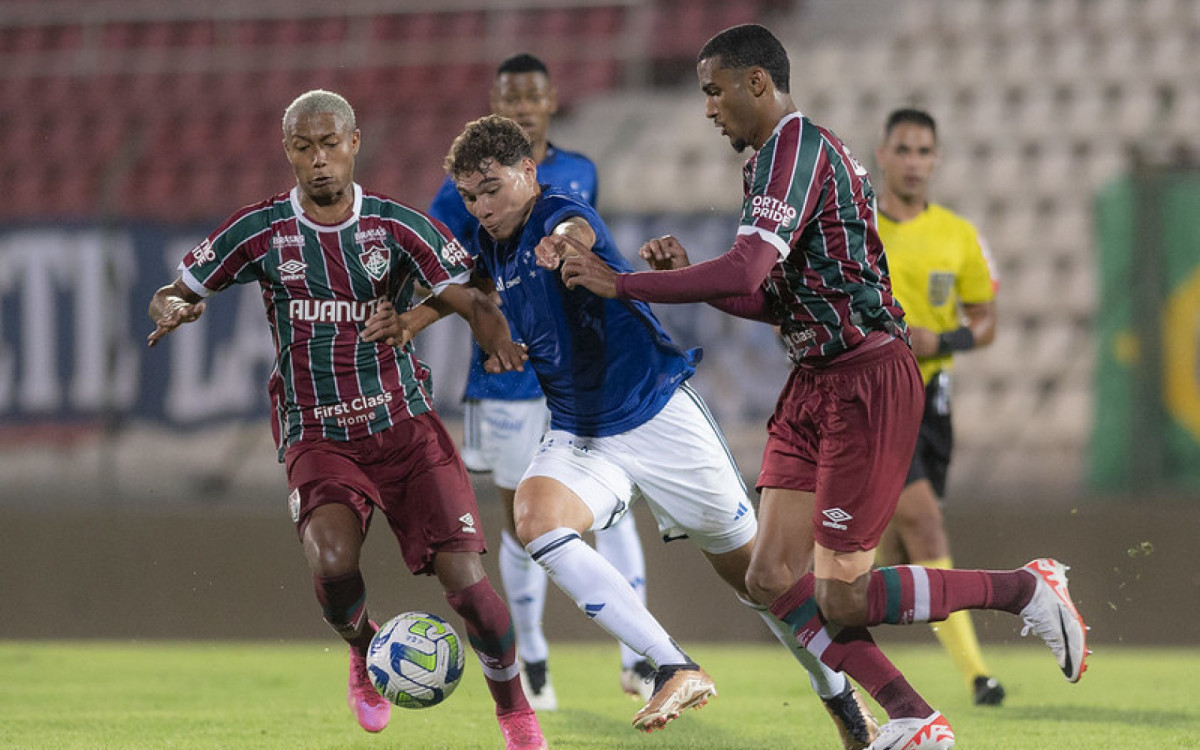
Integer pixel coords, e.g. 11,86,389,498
620,659,656,702
1019,558,1090,683
519,660,557,712
866,711,954,750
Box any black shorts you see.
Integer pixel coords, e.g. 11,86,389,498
904,372,954,498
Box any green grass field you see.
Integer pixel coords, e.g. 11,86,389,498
1,641,1194,749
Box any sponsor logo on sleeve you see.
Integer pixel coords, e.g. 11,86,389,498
190,238,216,264
750,194,799,228
441,238,470,267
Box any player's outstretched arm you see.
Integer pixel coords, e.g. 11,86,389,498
534,216,597,269
147,279,206,347
437,284,527,373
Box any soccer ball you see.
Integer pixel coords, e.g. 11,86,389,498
367,611,466,709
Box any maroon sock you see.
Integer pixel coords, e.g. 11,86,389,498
314,570,374,654
874,675,935,720
445,577,528,716
769,574,932,719
866,565,1037,625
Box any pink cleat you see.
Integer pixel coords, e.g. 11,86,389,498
498,708,549,750
347,647,391,733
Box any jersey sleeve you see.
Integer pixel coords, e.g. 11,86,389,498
393,210,475,294
739,118,823,259
178,205,272,298
540,197,592,237
957,224,998,304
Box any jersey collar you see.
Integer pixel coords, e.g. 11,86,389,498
289,182,363,232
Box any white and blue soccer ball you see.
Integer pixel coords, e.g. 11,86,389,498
367,611,466,709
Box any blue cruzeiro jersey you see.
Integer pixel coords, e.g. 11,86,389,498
474,187,698,437
429,143,598,401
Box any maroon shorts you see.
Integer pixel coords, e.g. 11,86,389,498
758,336,923,553
284,411,487,575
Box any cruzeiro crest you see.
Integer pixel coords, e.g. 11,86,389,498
359,244,391,282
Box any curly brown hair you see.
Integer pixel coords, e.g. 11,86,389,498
444,115,533,179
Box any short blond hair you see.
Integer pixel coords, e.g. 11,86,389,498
282,89,356,136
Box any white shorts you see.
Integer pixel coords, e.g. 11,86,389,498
522,384,757,555
461,398,551,490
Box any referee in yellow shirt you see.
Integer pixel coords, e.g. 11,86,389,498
874,108,1005,706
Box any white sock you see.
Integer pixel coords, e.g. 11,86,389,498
527,527,688,669
736,592,848,699
593,513,647,670
499,529,550,663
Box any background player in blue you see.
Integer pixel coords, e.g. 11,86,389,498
384,114,879,746
429,53,652,709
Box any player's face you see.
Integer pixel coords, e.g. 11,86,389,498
283,112,360,206
491,72,557,151
697,57,760,153
875,122,938,203
455,158,540,242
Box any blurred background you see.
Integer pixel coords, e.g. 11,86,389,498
1,0,1197,645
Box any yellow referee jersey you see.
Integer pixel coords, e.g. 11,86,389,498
879,204,997,385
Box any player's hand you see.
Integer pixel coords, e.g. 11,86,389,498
908,325,940,358
534,232,584,270
147,297,206,347
484,341,528,374
639,235,692,270
559,245,619,298
361,301,415,348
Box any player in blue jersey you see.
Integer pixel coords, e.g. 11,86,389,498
379,114,879,746
428,53,652,709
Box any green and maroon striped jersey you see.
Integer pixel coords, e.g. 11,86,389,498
741,112,906,361
178,184,473,458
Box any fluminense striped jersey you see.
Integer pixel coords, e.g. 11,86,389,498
177,184,473,459
740,112,906,361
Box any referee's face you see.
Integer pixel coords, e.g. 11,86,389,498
876,122,938,204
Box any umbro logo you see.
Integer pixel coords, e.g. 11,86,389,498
584,603,605,619
821,507,852,531
459,513,477,534
279,259,307,281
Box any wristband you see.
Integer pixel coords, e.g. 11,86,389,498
937,326,975,355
